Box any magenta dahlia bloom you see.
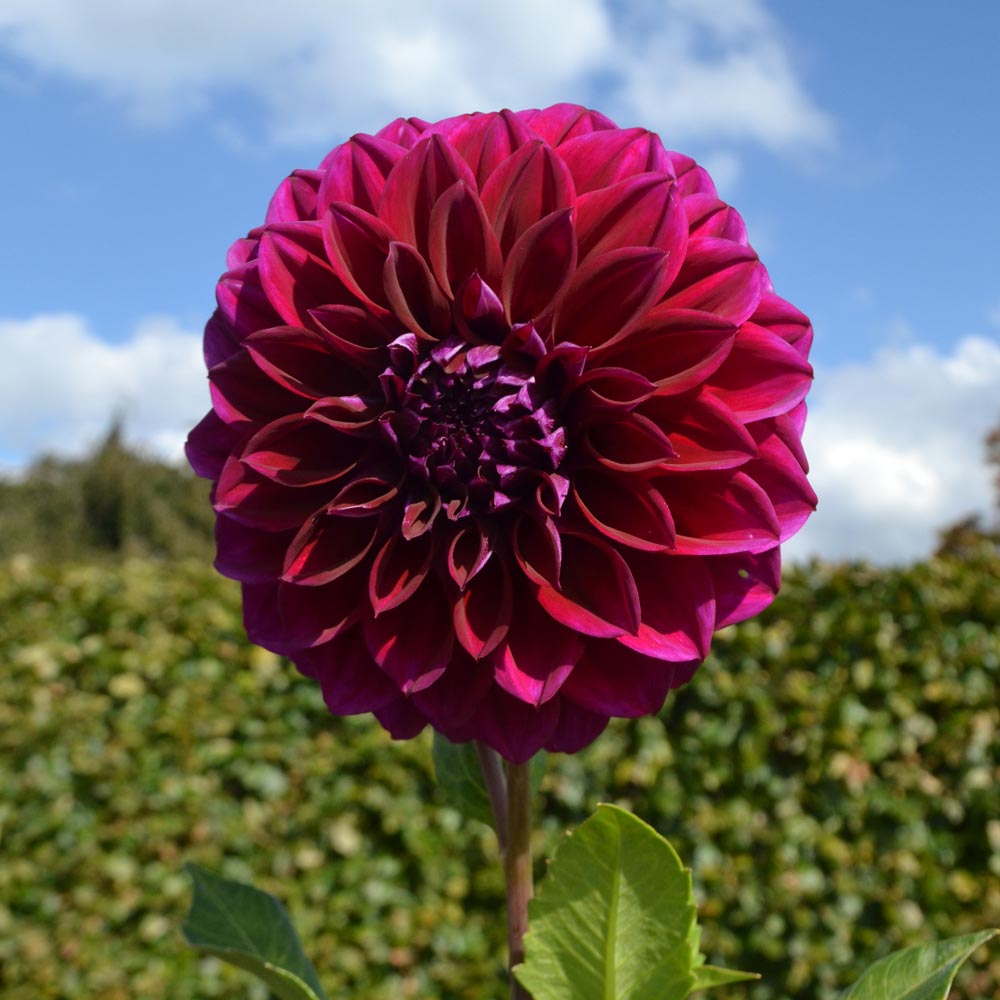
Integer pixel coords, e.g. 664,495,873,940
187,104,815,762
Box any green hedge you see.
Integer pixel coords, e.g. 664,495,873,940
1,546,997,998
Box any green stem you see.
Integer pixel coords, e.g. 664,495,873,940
505,760,533,1000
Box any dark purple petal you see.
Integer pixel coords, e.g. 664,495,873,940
492,588,584,705
561,642,698,717
240,415,365,487
186,409,239,480
282,510,380,585
544,702,610,754
214,515,294,583
296,627,400,713
363,576,454,692
214,457,332,531
369,530,435,614
453,553,511,659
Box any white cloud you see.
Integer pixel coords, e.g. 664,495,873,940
0,0,832,155
787,335,1000,564
0,313,207,468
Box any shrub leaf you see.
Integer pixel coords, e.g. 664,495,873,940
182,862,327,1000
515,803,698,1000
837,929,998,1000
432,733,546,827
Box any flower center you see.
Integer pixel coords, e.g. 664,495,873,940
384,335,567,516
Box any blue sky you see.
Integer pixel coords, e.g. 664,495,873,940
1,0,998,561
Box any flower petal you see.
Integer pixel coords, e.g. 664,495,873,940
544,702,609,754
501,208,578,324
597,306,736,395
453,552,512,659
553,247,670,349
557,128,673,193
427,180,503,296
281,509,380,585
214,515,293,583
642,391,758,471
258,225,350,327
214,456,331,531
480,141,575,255
369,530,435,614
244,325,364,398
575,173,687,283
317,133,405,216
561,642,698,717
383,241,452,338
379,134,477,256
492,588,584,705
708,548,782,628
277,566,366,648
582,412,677,472
265,169,321,224
618,553,715,661
448,110,536,186
363,576,454,692
656,470,781,555
186,409,239,480
537,531,641,638
572,469,676,551
520,103,617,145
240,415,365,487
512,513,562,589
659,237,764,325
296,627,400,713
706,321,813,420
322,202,395,312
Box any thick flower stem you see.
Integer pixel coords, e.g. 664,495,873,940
505,760,533,1000
475,742,509,855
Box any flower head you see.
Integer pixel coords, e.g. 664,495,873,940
187,104,815,761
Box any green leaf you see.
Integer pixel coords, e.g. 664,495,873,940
837,929,998,1000
515,804,698,1000
182,863,327,1000
432,734,546,828
689,964,760,992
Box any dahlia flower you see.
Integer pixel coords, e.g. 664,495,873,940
187,104,815,762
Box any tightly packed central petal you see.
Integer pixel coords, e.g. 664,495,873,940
384,334,567,518
187,103,817,762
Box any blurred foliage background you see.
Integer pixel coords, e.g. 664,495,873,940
1,430,998,999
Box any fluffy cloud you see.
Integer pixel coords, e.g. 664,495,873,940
0,0,832,154
787,335,1000,564
0,313,206,469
